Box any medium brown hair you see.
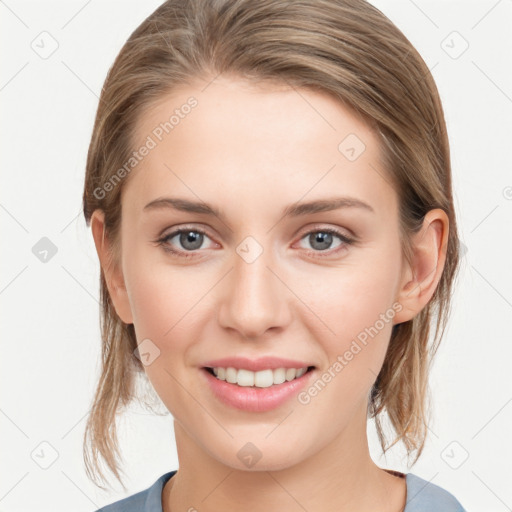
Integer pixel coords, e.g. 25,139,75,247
82,0,461,489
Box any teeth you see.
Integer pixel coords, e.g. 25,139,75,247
211,366,309,387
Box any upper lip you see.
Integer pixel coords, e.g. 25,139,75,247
202,356,315,372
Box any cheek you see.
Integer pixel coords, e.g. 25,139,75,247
127,267,202,337
307,258,399,373
123,262,204,402
302,283,396,414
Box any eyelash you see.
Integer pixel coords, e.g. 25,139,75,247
155,226,355,260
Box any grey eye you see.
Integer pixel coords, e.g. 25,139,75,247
174,231,205,251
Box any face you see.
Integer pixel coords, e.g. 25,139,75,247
93,76,429,472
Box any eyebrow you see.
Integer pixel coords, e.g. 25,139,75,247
143,196,374,220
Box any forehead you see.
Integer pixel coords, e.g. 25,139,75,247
124,76,396,222
135,76,376,155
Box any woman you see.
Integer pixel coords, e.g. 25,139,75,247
82,0,466,510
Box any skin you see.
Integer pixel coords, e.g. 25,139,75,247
91,75,448,512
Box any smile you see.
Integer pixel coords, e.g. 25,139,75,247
201,366,316,412
207,366,312,387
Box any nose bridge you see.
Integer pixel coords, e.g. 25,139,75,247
217,236,290,338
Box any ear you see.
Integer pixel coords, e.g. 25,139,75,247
90,209,134,324
393,208,449,325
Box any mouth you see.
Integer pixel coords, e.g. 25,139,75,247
203,365,316,388
200,363,317,412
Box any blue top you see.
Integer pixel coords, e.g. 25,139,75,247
94,470,467,511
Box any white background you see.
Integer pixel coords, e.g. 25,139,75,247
1,0,511,510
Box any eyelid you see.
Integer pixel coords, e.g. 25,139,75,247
296,223,356,241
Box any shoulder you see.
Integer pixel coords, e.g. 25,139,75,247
405,473,467,512
92,471,177,512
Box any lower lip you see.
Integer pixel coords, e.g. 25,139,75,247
201,367,314,412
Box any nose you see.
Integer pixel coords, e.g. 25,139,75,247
217,243,292,340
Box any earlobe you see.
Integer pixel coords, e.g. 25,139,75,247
393,209,449,325
90,209,134,325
